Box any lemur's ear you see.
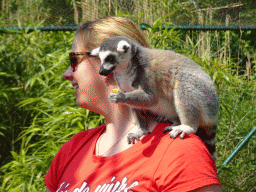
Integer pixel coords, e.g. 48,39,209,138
117,40,130,53
90,47,100,56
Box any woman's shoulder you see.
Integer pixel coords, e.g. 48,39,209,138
152,123,213,161
153,123,207,146
152,124,219,191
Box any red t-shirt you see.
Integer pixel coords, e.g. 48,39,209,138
45,122,220,192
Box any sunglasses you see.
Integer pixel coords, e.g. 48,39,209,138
69,52,97,72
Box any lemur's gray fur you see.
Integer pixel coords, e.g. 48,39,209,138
91,36,219,160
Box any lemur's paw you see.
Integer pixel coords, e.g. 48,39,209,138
109,90,125,103
164,125,196,139
127,130,149,144
157,116,168,123
127,133,141,144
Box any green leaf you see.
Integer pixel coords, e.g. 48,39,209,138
138,7,154,18
78,121,84,130
10,151,19,161
0,72,12,77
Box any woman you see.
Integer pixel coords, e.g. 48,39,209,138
45,16,222,192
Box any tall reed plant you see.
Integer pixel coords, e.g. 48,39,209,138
0,15,255,192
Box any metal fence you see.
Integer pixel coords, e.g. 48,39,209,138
1,0,256,28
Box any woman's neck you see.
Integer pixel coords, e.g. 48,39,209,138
96,104,157,156
105,104,138,137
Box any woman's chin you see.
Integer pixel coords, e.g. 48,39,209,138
76,98,97,112
75,96,86,108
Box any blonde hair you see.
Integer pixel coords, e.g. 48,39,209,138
75,16,150,51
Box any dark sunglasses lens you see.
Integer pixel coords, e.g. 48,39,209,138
70,56,77,68
69,52,92,71
69,57,76,72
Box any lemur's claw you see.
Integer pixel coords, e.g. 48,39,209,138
164,125,196,139
127,133,141,144
127,130,149,144
164,126,172,133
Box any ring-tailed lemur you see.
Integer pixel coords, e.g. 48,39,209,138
90,36,219,160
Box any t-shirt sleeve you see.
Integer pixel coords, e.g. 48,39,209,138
44,139,71,192
44,126,104,191
153,134,221,192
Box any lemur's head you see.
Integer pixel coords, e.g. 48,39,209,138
90,36,137,76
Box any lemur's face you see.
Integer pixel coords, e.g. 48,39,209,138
91,40,132,76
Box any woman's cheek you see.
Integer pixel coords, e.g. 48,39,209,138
76,77,106,105
77,88,97,103
74,60,108,108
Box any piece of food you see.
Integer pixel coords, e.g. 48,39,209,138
112,88,121,93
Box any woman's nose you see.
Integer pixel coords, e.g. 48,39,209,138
63,66,73,81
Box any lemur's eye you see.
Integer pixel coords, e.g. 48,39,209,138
106,55,116,63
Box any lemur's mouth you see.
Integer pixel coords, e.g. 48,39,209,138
99,64,116,76
103,73,117,86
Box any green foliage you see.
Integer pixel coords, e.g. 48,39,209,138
0,29,104,191
1,0,256,29
0,8,256,192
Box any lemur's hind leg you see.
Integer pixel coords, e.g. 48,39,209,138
164,80,199,139
127,109,150,144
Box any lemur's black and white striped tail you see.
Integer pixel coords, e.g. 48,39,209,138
196,125,217,161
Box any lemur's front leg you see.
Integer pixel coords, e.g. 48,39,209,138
127,109,150,144
109,89,157,108
109,89,156,144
